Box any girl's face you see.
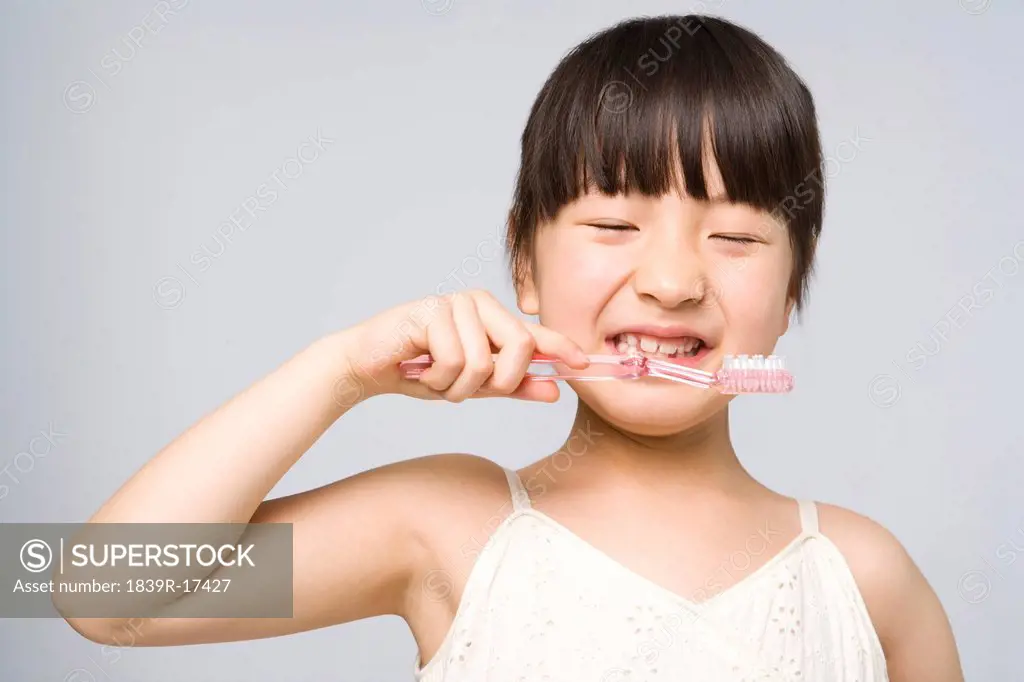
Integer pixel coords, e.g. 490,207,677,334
517,160,795,436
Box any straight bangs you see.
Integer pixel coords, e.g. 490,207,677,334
508,15,824,308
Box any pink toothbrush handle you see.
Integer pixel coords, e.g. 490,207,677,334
399,353,644,381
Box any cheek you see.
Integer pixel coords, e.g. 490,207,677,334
568,245,627,292
716,256,791,341
536,240,627,330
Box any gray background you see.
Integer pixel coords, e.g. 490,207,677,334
1,0,1020,679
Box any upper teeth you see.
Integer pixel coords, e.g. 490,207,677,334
614,333,703,358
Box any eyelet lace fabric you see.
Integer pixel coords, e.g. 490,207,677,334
413,468,888,682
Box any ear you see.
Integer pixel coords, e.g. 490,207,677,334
516,259,540,315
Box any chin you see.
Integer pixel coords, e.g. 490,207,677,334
574,378,730,437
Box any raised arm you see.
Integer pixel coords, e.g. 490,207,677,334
57,329,430,644
56,290,588,647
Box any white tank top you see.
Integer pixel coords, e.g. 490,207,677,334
414,467,889,681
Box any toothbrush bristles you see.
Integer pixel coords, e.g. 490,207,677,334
641,354,793,394
715,354,794,394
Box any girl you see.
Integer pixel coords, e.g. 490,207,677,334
64,14,963,681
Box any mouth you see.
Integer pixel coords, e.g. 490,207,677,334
604,329,714,367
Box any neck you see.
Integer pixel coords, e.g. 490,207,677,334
554,400,757,495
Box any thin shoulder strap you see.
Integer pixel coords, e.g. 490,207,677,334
798,499,819,535
503,466,532,511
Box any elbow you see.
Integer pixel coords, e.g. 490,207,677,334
61,614,152,647
62,614,154,647
52,595,135,646
61,615,121,645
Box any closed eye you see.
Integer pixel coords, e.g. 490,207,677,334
589,223,637,232
711,235,760,244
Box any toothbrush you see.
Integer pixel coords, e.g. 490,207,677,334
643,353,794,394
398,351,793,394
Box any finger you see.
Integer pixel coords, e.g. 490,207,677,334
522,321,590,368
471,292,589,368
474,293,590,387
416,301,464,392
470,292,539,393
476,377,561,402
443,293,495,402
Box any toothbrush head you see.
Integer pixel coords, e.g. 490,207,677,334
640,354,794,394
714,354,794,394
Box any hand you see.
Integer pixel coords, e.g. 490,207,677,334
342,290,590,403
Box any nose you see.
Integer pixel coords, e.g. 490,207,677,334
631,228,709,309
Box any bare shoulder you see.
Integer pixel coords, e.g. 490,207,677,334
391,452,516,523
815,502,964,681
372,453,518,659
355,452,516,553
277,451,511,534
272,450,516,605
815,502,915,602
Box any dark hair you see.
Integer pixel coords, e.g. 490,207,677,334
506,15,824,314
